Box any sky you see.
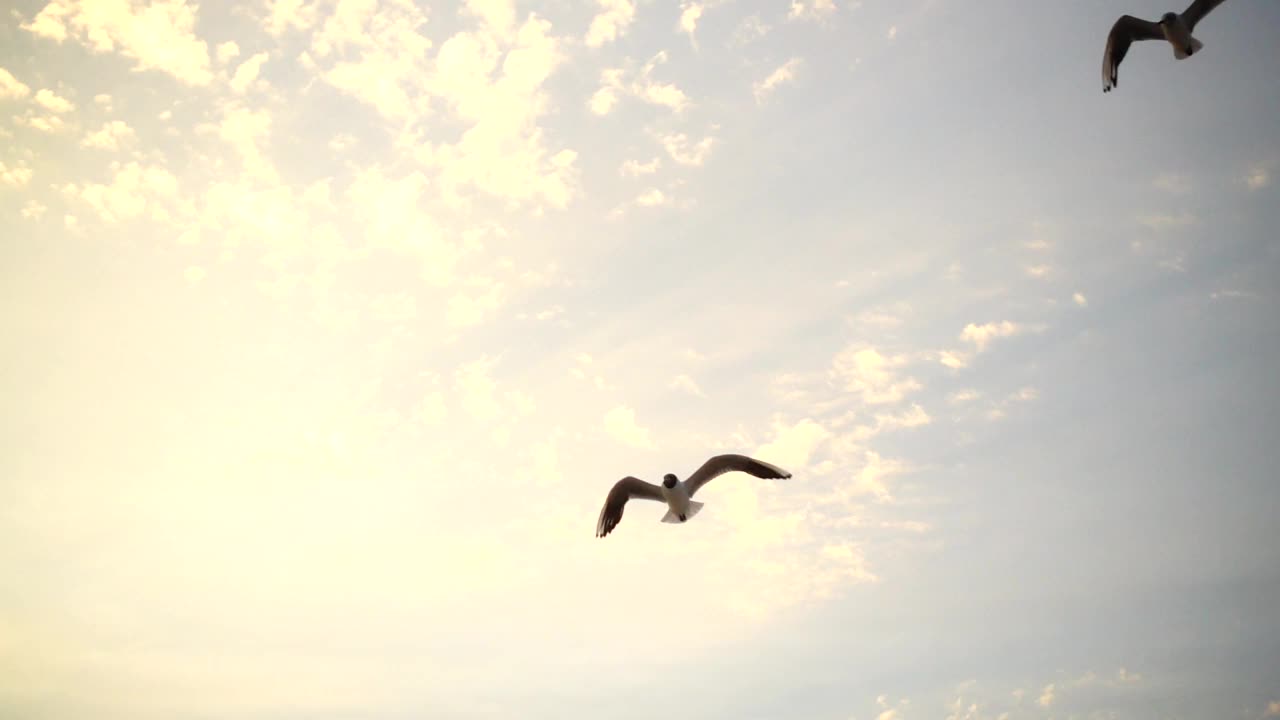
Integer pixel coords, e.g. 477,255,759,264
1,0,1278,718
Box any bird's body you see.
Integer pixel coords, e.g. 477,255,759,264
1101,0,1228,93
1159,12,1201,59
594,453,792,538
658,479,701,523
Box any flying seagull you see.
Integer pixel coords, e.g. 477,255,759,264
594,453,792,538
1102,0,1228,93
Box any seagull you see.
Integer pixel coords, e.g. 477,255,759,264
1102,0,1228,93
594,453,792,538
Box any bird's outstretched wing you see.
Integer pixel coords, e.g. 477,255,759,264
1102,15,1164,92
1182,0,1227,31
684,454,792,498
596,476,665,538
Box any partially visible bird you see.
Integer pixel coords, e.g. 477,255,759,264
594,453,792,538
1102,0,1228,93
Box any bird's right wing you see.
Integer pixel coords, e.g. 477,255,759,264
1102,15,1164,92
684,454,792,498
595,476,665,538
1182,0,1227,31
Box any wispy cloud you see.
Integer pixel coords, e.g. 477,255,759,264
0,67,31,98
1246,166,1271,190
754,58,803,103
959,321,1021,353
789,0,837,21
604,405,654,448
23,0,214,85
1138,212,1196,230
585,0,636,48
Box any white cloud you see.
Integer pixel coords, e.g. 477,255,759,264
1072,292,1088,307
873,694,909,720
886,24,898,40
328,133,357,152
418,389,447,427
311,0,431,122
570,353,610,391
343,167,467,287
73,162,181,223
669,374,705,398
465,0,518,41
447,278,505,328
1246,166,1271,190
528,431,565,487
21,200,48,219
959,321,1020,352
589,89,619,117
34,88,74,113
22,0,214,85
417,15,579,210
939,350,968,369
948,389,980,404
1265,700,1280,717
585,0,635,48
603,405,653,448
640,81,689,113
661,131,716,166
819,543,877,583
755,418,831,470
634,188,668,207
1025,264,1050,278
1037,683,1055,707
1010,387,1038,402
830,346,921,405
183,266,207,285
0,161,33,187
874,403,930,433
753,57,802,103
212,104,277,183
454,357,534,427
789,0,837,21
0,67,32,98
230,52,270,93
15,113,69,133
1153,172,1191,194
216,40,240,64
81,120,136,151
1137,212,1196,230
620,157,660,176
590,54,690,115
679,2,703,38
853,305,909,328
265,0,317,36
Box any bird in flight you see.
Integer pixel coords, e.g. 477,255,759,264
594,453,792,538
1101,0,1228,93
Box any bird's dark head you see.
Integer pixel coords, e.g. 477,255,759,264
1159,11,1176,25
662,473,678,489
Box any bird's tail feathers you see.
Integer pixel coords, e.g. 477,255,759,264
661,501,704,524
1174,37,1203,59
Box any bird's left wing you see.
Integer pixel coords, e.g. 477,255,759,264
1102,15,1164,92
1182,0,1227,31
596,476,664,538
684,454,792,498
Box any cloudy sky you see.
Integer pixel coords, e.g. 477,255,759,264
2,0,1279,718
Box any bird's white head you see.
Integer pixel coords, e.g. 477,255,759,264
662,473,678,489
